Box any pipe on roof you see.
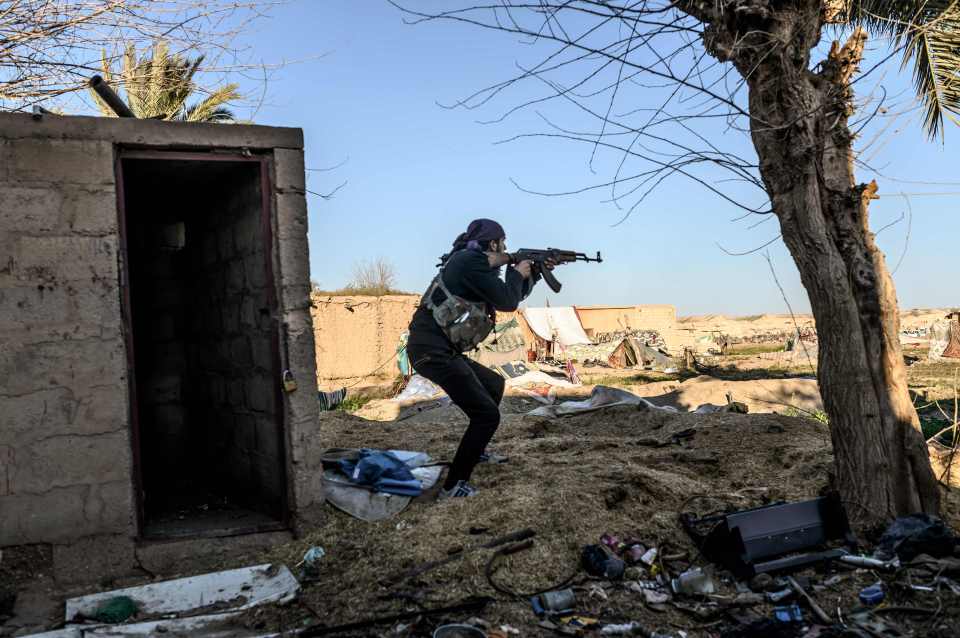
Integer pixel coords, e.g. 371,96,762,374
89,75,135,118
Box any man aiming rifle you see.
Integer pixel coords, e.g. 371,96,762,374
407,218,601,499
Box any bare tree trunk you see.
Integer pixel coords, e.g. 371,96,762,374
739,25,940,524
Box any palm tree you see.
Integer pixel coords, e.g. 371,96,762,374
91,41,241,122
849,0,960,140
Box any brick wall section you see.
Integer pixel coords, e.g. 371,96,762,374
0,112,320,552
311,294,420,390
0,136,132,545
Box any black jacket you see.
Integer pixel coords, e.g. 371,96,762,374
408,249,536,351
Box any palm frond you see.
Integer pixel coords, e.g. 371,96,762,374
179,83,241,122
849,0,960,140
90,49,117,117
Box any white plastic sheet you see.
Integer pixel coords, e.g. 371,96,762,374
523,307,592,346
527,385,677,418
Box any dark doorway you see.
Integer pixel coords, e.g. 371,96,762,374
118,151,287,539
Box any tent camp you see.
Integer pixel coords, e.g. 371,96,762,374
930,315,960,360
523,307,592,347
470,316,528,367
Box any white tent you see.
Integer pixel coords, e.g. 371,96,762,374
523,307,592,347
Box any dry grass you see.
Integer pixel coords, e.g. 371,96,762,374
245,402,843,633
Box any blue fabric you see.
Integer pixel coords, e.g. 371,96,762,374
337,449,422,497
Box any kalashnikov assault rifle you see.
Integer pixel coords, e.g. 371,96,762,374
437,248,603,293
509,248,602,293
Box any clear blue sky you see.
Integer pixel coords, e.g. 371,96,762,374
232,1,959,316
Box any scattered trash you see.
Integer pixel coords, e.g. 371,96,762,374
300,546,326,582
66,563,299,622
766,587,793,603
588,583,610,601
581,545,625,580
640,548,659,566
432,624,485,638
600,622,643,635
625,544,647,564
858,583,885,606
530,589,575,616
499,625,520,636
773,604,803,623
876,514,958,561
671,566,716,595
89,596,138,623
642,588,671,605
680,493,853,577
838,554,900,571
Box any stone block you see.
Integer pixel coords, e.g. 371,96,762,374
13,235,118,284
247,377,275,413
240,296,256,328
251,335,274,371
275,193,308,241
227,378,246,407
244,254,267,290
255,417,281,461
227,260,246,293
0,445,10,496
277,236,310,289
0,488,85,545
153,405,186,437
0,280,123,345
0,385,127,448
144,373,181,404
7,138,114,186
0,185,63,234
281,284,312,312
0,481,131,545
10,430,130,494
64,185,118,235
273,148,306,191
52,533,137,587
230,335,252,367
0,336,127,396
233,414,257,452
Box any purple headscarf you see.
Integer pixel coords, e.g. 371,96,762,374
452,218,506,252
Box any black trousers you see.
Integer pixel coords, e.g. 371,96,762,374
407,344,505,489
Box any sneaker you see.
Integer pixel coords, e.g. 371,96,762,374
437,480,478,500
478,450,509,464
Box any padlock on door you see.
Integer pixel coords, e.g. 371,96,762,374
282,369,298,393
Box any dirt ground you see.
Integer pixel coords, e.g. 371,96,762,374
239,397,960,637
5,364,960,637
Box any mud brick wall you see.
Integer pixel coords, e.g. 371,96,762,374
0,113,321,553
310,294,419,390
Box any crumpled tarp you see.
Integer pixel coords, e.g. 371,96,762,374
322,449,443,522
337,449,421,496
527,385,677,418
523,307,592,346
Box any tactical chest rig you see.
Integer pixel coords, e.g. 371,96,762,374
421,260,494,352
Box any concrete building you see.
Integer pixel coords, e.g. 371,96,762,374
0,112,321,579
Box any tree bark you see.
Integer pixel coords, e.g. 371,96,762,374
693,2,941,524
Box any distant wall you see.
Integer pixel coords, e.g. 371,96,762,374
311,294,419,390
575,305,676,335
